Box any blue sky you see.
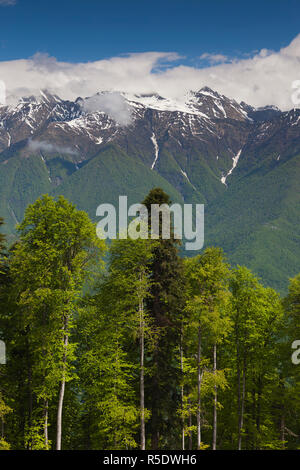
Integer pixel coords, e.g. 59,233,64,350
0,0,299,62
0,0,299,110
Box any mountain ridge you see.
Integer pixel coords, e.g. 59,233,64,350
0,87,299,293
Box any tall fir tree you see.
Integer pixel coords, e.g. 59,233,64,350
142,188,185,449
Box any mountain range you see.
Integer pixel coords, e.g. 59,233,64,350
0,86,299,293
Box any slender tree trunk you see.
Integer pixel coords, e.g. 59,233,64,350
56,316,68,450
280,413,285,446
150,295,159,450
256,375,262,449
42,309,49,450
280,377,285,448
139,282,146,450
180,333,185,450
27,347,33,451
251,387,256,450
238,355,246,450
212,343,217,450
151,425,159,449
197,325,202,449
56,375,65,450
151,345,159,450
19,374,26,448
188,395,193,450
44,399,48,449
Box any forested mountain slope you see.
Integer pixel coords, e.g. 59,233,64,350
0,88,299,292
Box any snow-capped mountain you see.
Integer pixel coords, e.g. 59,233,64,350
1,86,300,293
1,84,299,204
1,85,297,183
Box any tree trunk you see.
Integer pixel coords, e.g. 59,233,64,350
280,377,285,448
151,346,159,450
27,347,33,451
139,286,146,450
212,343,217,450
280,413,285,446
56,317,68,450
251,387,256,450
238,355,246,450
56,375,65,450
151,427,159,450
44,399,48,450
180,333,185,450
197,325,202,449
188,395,193,450
256,375,262,449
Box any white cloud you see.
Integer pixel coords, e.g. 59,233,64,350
0,0,16,5
0,35,299,110
199,53,229,65
81,92,132,126
27,139,78,155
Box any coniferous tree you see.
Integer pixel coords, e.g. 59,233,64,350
142,188,185,449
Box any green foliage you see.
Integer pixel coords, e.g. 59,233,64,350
78,236,157,449
224,267,284,449
0,190,299,450
0,438,10,450
0,195,104,449
182,248,231,448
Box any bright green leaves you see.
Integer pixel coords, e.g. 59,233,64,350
4,195,105,449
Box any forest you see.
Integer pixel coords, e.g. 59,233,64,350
0,188,299,451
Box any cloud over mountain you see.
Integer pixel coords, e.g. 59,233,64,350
81,92,132,126
27,139,78,156
0,35,299,110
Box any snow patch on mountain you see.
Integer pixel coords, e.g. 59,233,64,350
180,168,197,191
150,133,159,169
221,149,242,185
